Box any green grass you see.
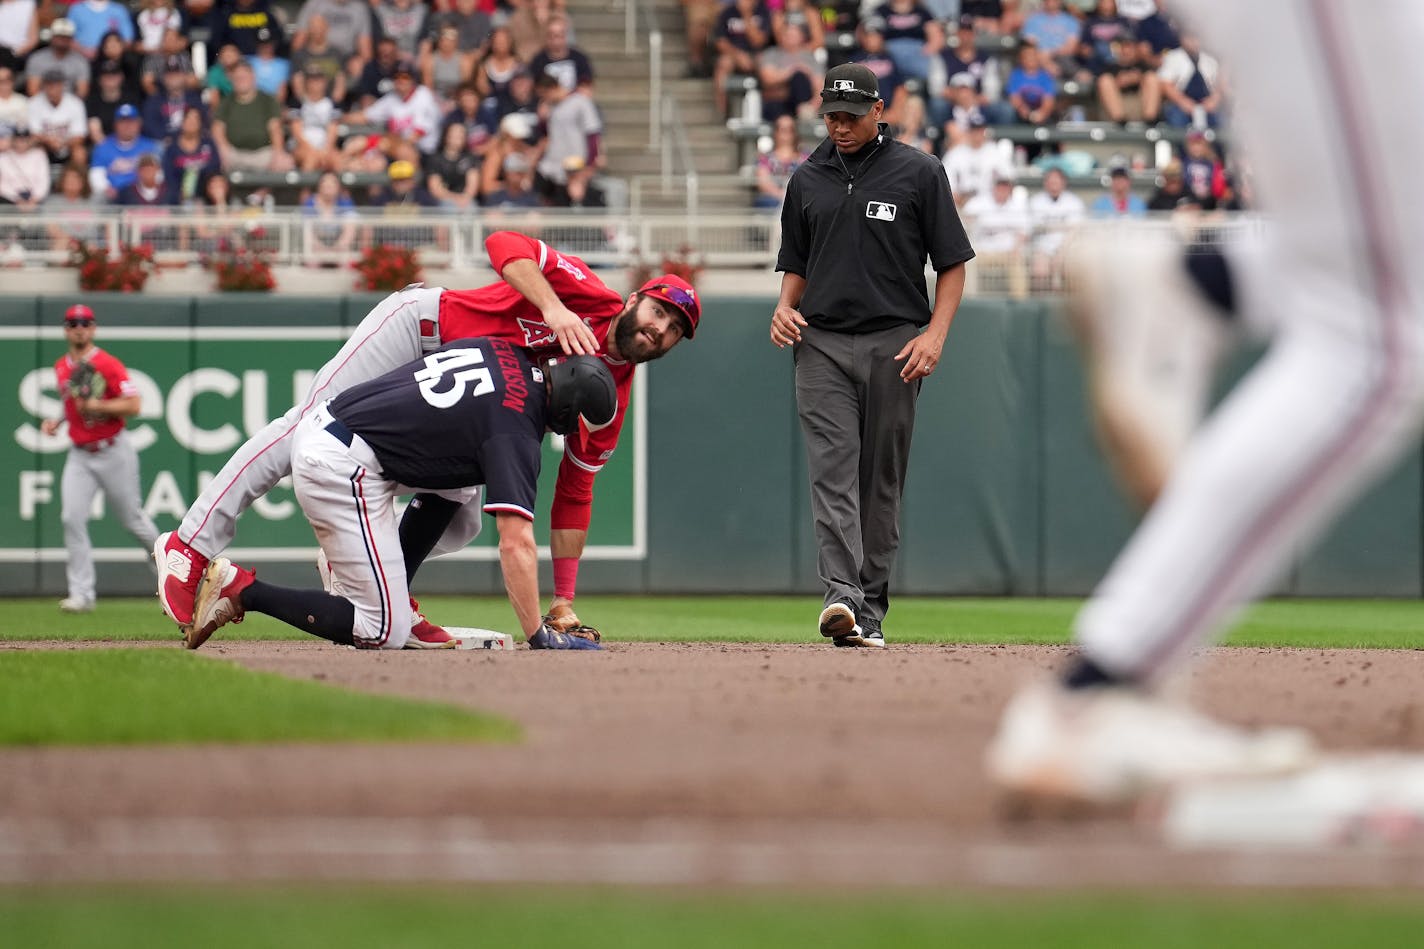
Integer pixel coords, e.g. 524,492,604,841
4,595,1424,649
0,650,518,745
2,888,1423,948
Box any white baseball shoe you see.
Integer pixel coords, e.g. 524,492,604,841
1064,222,1231,508
986,683,1318,812
58,596,94,613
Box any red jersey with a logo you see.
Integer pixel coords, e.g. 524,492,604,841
437,230,633,532
55,348,136,446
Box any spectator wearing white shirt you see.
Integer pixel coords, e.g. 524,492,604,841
347,59,442,155
28,69,88,166
963,173,1030,295
1027,166,1086,289
0,65,27,128
135,0,181,55
1158,33,1223,128
0,122,49,209
941,114,1012,208
0,0,37,72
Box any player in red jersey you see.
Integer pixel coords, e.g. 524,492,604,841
40,304,160,613
155,231,700,643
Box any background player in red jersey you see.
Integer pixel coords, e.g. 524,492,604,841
40,304,160,614
155,231,700,643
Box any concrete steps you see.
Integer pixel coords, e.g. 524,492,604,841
567,0,748,208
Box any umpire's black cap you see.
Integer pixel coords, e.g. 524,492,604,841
544,355,617,452
817,63,881,116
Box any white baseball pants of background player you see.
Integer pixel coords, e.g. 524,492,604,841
1076,0,1424,680
176,285,479,558
292,403,413,649
62,430,159,604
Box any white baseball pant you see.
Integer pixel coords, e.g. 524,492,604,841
293,403,412,649
1078,0,1424,680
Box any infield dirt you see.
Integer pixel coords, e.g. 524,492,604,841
4,642,1424,888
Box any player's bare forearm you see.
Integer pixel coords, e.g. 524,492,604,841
499,257,598,354
84,393,141,418
495,512,543,637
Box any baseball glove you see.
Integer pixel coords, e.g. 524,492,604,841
541,602,601,643
66,361,100,403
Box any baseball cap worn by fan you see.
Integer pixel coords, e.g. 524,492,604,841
638,275,700,337
387,160,416,180
115,103,140,120
818,63,880,116
49,18,75,37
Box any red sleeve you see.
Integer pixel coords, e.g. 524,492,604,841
484,230,548,275
549,364,632,532
95,352,134,398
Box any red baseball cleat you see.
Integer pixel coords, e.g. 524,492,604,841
406,597,457,649
154,531,208,628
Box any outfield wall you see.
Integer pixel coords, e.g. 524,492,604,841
4,294,1418,598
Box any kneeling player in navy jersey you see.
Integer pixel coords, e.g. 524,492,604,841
183,338,617,652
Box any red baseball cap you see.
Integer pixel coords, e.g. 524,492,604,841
638,275,700,338
64,304,95,323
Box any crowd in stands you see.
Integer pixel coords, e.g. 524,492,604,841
701,0,1244,283
0,0,609,235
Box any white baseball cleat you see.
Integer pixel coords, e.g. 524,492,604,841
986,683,1318,812
58,597,94,614
1064,223,1231,508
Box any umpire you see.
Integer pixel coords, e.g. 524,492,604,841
770,63,974,648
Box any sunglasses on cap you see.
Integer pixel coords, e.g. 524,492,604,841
645,283,696,312
65,318,95,328
820,87,878,104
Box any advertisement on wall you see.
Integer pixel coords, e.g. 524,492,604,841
4,323,645,569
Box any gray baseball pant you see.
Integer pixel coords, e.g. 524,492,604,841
62,430,160,603
794,322,922,628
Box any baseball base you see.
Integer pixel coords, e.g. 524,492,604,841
444,627,516,650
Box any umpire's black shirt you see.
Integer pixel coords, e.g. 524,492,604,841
776,126,975,334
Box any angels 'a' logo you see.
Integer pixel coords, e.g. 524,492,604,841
517,317,558,347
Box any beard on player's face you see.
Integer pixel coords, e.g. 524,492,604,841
612,296,679,364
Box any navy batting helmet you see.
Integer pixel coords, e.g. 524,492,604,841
544,355,617,451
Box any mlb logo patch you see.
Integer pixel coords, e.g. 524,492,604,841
866,201,897,221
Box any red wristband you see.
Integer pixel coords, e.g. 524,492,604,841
552,556,579,602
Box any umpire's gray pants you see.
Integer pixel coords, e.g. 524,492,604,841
794,323,921,628
62,430,160,604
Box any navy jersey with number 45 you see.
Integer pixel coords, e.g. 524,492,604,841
328,337,547,518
